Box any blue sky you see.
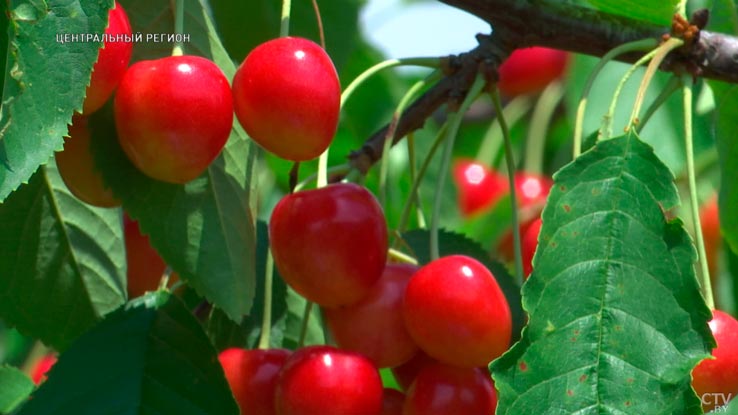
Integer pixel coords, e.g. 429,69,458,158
360,0,491,59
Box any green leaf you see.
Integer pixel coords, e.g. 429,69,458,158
17,292,239,415
582,0,678,25
90,0,257,322
492,132,713,414
0,365,33,414
0,0,112,202
0,160,126,350
713,86,738,257
402,228,525,343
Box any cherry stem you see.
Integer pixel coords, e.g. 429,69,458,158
634,75,681,134
257,249,275,349
280,0,292,37
681,75,715,310
380,72,441,206
430,73,486,261
476,95,532,167
317,151,329,189
573,38,658,157
311,0,326,49
628,37,684,131
676,0,687,19
294,163,351,191
158,266,173,290
600,46,661,141
297,301,314,347
392,123,449,249
289,162,300,194
340,58,441,109
388,248,419,265
407,133,427,228
491,86,525,286
171,0,185,56
523,81,564,175
20,341,51,376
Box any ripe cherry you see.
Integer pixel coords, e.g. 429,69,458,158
232,37,341,161
124,214,179,298
324,263,419,368
692,310,738,412
81,1,133,115
700,195,721,281
30,354,57,385
275,345,383,415
515,172,552,208
522,217,543,278
56,116,120,208
403,363,497,415
497,47,569,97
381,388,405,415
452,159,509,217
403,255,512,368
218,348,290,415
390,351,437,391
269,183,388,308
114,55,233,184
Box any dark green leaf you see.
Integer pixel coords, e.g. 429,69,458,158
90,0,257,321
492,133,713,414
0,0,112,201
0,365,33,414
402,228,525,343
0,160,126,350
18,291,239,415
713,86,738,256
582,0,678,25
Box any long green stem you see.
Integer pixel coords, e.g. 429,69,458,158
310,0,326,49
297,301,314,347
430,74,486,260
341,58,441,109
599,47,661,140
628,37,684,129
682,76,714,310
294,164,351,191
257,249,275,349
380,72,441,205
476,96,532,167
524,81,564,174
280,0,291,37
406,133,427,229
171,0,185,56
490,87,524,285
573,38,659,157
634,75,681,134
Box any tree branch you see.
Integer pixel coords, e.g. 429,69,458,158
347,0,738,174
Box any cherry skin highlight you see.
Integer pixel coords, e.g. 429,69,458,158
324,263,419,368
218,348,290,415
269,183,388,308
114,55,233,184
275,345,383,415
56,116,120,208
232,36,341,161
403,255,512,368
452,159,509,217
81,1,133,115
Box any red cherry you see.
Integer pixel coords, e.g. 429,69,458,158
269,183,388,308
30,354,57,385
124,214,179,298
324,263,419,368
403,255,512,368
56,116,120,208
514,173,552,208
390,351,437,391
700,195,721,281
114,55,233,184
452,159,509,217
81,2,133,115
381,388,405,415
232,37,340,161
275,345,383,415
522,217,543,278
497,47,569,97
692,310,738,412
403,363,497,415
218,348,290,415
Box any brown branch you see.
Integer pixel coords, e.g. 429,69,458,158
348,1,738,174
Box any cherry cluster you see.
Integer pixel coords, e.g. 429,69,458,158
217,181,512,414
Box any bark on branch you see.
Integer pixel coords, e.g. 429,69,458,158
347,0,738,174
